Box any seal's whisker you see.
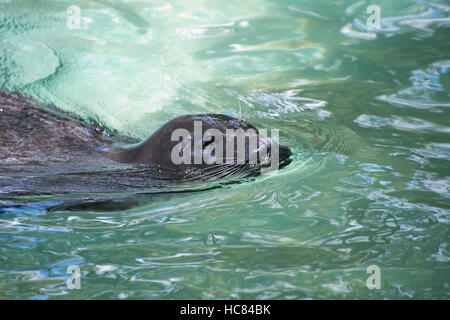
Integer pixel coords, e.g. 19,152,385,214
183,166,230,181
184,164,236,181
206,165,242,181
190,165,236,181
183,164,234,179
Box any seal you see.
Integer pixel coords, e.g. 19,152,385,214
0,89,292,182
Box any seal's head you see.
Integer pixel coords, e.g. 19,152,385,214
116,114,292,181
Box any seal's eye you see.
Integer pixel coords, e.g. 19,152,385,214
202,136,215,149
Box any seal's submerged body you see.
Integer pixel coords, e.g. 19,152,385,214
0,89,291,186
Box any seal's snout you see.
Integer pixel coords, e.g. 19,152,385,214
278,144,292,169
263,140,292,170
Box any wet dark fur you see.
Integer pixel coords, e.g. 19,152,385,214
0,89,116,164
0,89,291,181
0,89,292,210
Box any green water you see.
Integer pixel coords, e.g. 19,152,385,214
0,0,449,299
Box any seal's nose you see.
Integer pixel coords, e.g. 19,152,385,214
278,145,292,168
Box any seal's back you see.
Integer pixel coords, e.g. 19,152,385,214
0,89,106,164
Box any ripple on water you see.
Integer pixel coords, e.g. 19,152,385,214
378,60,450,110
0,0,449,300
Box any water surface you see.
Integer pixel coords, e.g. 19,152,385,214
0,0,449,299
